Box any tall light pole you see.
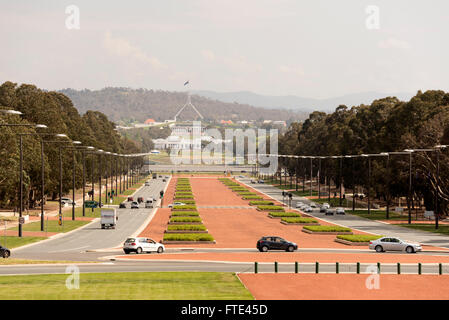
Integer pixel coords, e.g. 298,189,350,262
13,124,48,237
81,146,95,216
434,145,448,229
97,149,104,207
309,157,313,197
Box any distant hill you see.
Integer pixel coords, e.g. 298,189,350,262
193,90,414,113
60,88,307,123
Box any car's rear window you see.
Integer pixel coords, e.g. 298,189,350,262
125,238,135,243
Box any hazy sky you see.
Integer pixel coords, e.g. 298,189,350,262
1,0,448,98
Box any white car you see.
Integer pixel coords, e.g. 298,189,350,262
369,237,422,253
321,203,330,209
145,181,150,186
61,197,76,206
123,237,165,254
303,206,313,212
336,207,345,215
295,202,304,208
168,202,186,208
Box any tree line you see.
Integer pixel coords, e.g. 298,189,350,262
278,90,449,215
0,81,143,209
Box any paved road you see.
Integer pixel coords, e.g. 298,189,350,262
12,178,170,261
238,177,449,249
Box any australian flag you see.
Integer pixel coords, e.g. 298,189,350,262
184,80,189,86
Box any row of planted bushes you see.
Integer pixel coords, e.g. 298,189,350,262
164,178,215,242
219,178,264,201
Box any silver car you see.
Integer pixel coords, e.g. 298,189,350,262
296,202,304,208
336,207,345,215
369,237,422,253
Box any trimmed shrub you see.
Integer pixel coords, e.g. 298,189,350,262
242,196,263,200
257,205,284,211
179,200,196,204
281,217,319,224
250,200,274,206
269,212,301,217
171,211,199,216
336,235,382,242
237,192,258,196
167,224,206,231
174,197,194,200
170,217,202,223
304,226,352,233
172,205,197,210
163,233,214,241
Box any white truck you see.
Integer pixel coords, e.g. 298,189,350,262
101,208,117,229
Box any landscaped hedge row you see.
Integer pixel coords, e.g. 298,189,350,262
303,226,352,233
172,205,197,210
336,234,382,242
242,196,263,200
237,192,258,196
170,217,202,223
257,205,284,211
167,224,206,231
163,233,214,242
281,217,319,224
174,196,194,200
163,178,214,242
268,212,301,217
171,211,200,216
249,200,274,206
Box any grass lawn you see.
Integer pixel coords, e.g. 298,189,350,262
0,236,46,249
63,207,102,218
347,209,407,221
0,272,254,300
12,220,90,233
292,190,319,197
398,224,449,236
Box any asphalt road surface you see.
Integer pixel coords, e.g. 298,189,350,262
12,177,169,261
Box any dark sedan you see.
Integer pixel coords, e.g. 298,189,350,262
257,236,298,252
0,245,10,258
119,202,127,208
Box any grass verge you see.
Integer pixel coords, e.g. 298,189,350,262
0,236,46,249
0,272,252,300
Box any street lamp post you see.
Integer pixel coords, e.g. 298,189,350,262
310,157,313,197
11,124,48,237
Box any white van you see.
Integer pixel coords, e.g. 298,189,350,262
145,199,154,208
101,208,117,229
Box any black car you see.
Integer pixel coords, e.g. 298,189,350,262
257,236,297,252
119,202,127,208
0,245,10,258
